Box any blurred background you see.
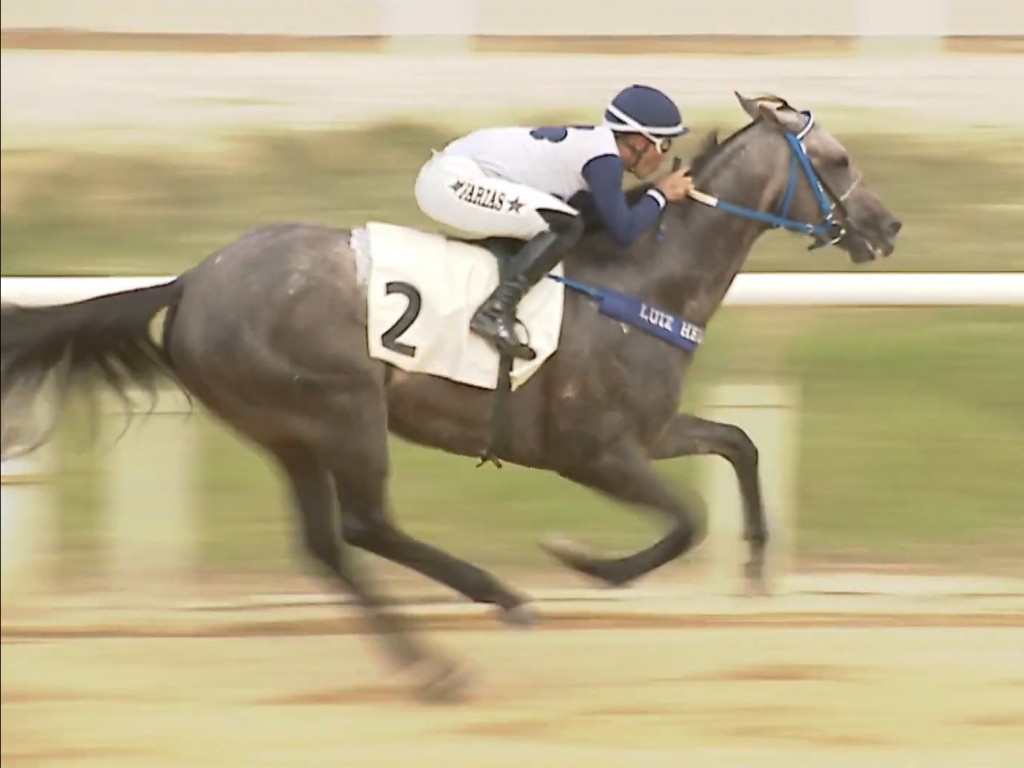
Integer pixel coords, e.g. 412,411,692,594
1,0,1022,605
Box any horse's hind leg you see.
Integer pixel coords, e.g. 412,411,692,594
273,441,468,702
647,413,768,593
328,400,534,626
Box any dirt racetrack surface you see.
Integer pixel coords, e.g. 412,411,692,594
4,598,1024,768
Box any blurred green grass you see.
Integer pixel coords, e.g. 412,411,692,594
3,117,1023,583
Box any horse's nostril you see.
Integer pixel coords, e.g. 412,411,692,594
888,219,903,236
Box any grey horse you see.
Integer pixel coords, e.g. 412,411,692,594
1,93,902,700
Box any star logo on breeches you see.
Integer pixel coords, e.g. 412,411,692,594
450,180,466,193
506,197,524,213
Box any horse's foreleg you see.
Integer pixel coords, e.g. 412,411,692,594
648,413,768,593
540,440,706,587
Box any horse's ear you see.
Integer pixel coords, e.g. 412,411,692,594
734,91,760,121
756,100,785,128
757,100,805,133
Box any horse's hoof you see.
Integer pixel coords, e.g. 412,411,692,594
500,603,537,629
743,560,772,597
408,656,473,704
539,532,590,563
745,579,771,598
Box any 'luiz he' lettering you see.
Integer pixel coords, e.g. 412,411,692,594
639,303,674,331
678,321,703,343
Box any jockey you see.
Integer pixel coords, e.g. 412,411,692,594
414,83,695,361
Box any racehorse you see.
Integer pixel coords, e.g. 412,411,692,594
1,93,902,700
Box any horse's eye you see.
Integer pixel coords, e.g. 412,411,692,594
836,155,850,169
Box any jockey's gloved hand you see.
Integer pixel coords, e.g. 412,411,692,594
655,166,694,202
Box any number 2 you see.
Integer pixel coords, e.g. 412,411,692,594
381,281,421,357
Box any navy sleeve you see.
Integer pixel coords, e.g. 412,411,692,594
581,154,666,247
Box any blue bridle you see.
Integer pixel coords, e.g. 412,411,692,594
686,110,850,249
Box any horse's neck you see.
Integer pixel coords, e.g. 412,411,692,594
654,125,784,324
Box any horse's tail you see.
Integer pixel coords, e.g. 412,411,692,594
1,278,186,458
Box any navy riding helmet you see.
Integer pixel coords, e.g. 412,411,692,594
603,84,689,151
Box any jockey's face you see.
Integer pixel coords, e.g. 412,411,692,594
617,134,669,179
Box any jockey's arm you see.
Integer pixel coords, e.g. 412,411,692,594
580,154,665,247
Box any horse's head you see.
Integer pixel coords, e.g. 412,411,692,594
734,92,902,264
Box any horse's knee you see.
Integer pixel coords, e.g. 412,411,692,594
722,424,758,468
341,515,390,551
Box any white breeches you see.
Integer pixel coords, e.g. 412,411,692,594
414,152,578,241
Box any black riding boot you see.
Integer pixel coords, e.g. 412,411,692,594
470,214,581,360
